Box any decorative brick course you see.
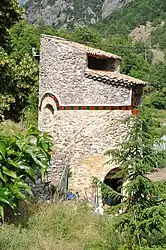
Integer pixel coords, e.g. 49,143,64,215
39,90,137,112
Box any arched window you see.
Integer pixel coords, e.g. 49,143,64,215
45,104,54,115
43,104,54,125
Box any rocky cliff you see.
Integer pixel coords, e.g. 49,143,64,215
102,0,133,19
24,0,133,27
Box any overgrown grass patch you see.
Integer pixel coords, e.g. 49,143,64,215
0,202,120,250
0,202,165,250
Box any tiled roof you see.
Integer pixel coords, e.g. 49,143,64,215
85,69,147,86
42,35,122,60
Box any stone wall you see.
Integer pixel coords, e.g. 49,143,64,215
38,35,133,201
39,105,130,201
39,36,131,106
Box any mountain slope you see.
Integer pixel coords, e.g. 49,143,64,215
102,0,133,19
24,0,103,27
24,0,133,27
95,0,166,38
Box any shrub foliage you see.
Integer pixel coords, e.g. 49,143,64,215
95,108,166,248
0,126,52,221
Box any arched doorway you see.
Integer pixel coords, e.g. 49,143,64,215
103,168,122,206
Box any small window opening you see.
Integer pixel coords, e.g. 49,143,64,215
45,104,54,115
88,56,118,71
43,103,54,126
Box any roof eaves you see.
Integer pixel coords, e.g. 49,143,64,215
41,34,122,60
85,69,147,86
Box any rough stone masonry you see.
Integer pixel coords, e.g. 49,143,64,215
38,35,146,202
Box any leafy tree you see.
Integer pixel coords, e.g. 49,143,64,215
148,63,166,90
23,88,39,127
70,26,101,45
144,63,166,110
101,35,149,77
0,50,38,121
0,0,23,50
151,22,166,47
145,89,166,110
10,20,40,56
0,126,52,222
49,26,102,45
96,108,166,248
41,25,59,36
0,1,39,122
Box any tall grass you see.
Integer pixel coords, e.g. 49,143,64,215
0,202,165,250
0,202,119,250
0,120,26,136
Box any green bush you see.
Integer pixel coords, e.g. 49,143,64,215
0,123,52,221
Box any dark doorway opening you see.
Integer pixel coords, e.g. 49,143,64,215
103,168,122,206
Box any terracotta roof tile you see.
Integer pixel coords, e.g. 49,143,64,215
85,69,147,86
42,35,122,60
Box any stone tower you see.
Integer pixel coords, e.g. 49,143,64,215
38,35,146,202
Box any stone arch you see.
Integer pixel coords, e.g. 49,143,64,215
102,167,122,206
39,93,59,132
39,92,60,111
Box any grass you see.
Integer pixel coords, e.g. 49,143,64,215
0,201,166,250
0,120,26,136
0,119,37,137
0,202,120,250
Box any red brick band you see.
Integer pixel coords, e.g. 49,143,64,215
39,91,138,114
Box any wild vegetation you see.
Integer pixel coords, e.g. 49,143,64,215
0,121,52,221
95,108,166,248
0,202,165,250
95,0,166,38
0,202,118,250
